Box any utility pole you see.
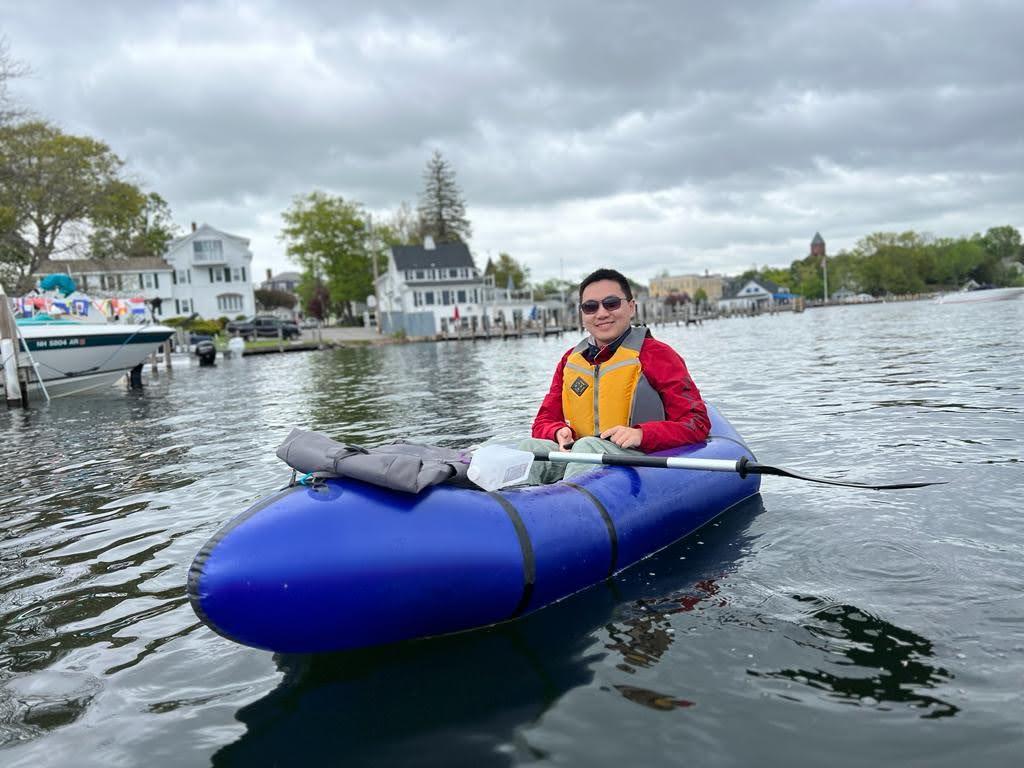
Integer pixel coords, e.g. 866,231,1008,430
369,214,382,333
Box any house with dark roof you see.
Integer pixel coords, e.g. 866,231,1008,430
717,277,780,313
374,238,539,336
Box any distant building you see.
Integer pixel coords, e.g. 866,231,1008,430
374,238,549,336
717,277,781,313
162,223,256,318
34,256,174,316
649,272,725,301
31,223,256,319
261,270,301,293
811,232,826,260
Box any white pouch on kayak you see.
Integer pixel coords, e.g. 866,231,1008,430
466,445,534,491
276,428,471,494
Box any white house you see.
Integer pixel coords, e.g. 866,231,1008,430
717,278,779,313
34,255,175,316
374,239,541,336
33,223,256,320
163,223,256,318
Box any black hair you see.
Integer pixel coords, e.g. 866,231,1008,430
579,268,633,300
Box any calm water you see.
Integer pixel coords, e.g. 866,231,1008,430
1,299,1022,767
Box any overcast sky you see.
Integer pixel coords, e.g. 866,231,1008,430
3,0,1022,284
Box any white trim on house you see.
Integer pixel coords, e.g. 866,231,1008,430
163,224,256,318
717,280,775,312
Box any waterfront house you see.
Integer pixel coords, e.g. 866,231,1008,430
374,239,548,336
717,277,780,313
34,256,174,317
163,223,256,318
32,223,256,320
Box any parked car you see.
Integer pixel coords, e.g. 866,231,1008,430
227,315,300,340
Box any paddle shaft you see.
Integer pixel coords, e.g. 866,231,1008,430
534,451,752,474
531,451,944,490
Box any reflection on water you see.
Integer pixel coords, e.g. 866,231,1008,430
751,595,958,718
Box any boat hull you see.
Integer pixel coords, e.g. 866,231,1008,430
6,323,174,398
188,404,761,654
937,287,1024,304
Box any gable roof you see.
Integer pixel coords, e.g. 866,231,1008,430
721,277,779,299
169,223,250,249
391,241,475,270
811,232,825,245
35,256,172,274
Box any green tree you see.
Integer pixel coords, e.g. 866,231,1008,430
0,120,128,290
486,252,530,289
982,225,1022,263
280,191,386,322
88,187,176,260
254,287,297,311
417,149,472,243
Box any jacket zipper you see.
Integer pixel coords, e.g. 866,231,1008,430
592,363,600,434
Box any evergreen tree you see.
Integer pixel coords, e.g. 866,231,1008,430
417,150,472,243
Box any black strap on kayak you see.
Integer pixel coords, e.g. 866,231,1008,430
487,492,536,618
564,482,618,579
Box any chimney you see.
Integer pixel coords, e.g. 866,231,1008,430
191,222,197,232
266,268,272,281
423,235,436,250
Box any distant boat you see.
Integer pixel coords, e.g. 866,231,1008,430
937,286,1024,305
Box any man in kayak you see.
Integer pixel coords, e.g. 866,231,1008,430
519,267,710,483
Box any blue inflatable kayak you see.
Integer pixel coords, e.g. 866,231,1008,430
188,404,760,653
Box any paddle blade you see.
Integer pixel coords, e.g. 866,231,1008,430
467,445,534,491
746,461,947,490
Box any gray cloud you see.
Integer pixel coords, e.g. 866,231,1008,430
3,0,1022,281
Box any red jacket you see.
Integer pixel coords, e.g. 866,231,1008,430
531,335,710,452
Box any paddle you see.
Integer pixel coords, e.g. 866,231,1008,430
467,446,946,492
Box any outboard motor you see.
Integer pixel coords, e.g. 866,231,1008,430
195,340,217,366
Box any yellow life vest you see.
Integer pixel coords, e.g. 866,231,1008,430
561,326,666,436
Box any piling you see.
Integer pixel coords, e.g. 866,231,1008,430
1,288,24,408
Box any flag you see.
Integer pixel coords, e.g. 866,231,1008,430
453,305,460,320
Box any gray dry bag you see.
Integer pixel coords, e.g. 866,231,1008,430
276,428,471,494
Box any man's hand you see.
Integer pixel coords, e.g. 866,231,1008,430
600,425,643,449
555,426,575,451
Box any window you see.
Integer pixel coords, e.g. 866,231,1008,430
217,293,243,313
415,270,425,279
232,267,244,282
193,240,224,262
457,290,466,303
209,268,224,283
424,291,435,305
441,290,452,305
413,292,421,307
449,268,458,278
142,273,155,289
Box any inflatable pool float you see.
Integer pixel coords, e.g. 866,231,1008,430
188,404,760,653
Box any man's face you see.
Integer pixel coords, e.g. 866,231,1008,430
580,279,635,346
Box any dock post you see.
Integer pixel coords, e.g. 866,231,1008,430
1,288,23,408
164,341,172,370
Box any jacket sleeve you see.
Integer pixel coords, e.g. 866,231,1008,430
532,349,574,441
634,338,711,452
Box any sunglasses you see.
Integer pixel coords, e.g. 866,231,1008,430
579,295,628,314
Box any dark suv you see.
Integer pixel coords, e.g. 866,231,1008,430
226,315,300,340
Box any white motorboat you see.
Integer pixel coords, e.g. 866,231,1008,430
7,317,175,398
937,286,1024,304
